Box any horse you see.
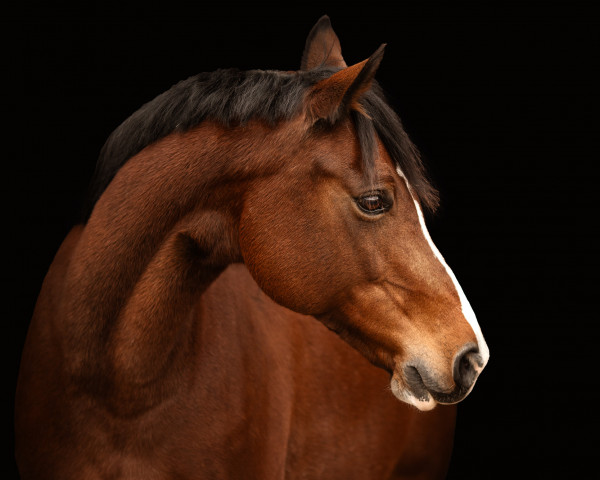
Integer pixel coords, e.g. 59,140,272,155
15,15,489,480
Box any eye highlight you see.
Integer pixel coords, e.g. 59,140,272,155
356,191,392,215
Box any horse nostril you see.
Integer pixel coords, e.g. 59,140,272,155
453,346,482,389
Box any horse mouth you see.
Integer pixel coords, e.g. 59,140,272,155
404,366,435,402
390,368,435,411
404,365,474,406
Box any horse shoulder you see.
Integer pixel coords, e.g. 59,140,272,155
17,224,85,387
15,226,87,477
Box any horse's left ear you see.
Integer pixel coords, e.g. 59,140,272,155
306,44,386,124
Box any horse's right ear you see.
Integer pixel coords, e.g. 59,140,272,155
301,15,347,70
306,44,385,124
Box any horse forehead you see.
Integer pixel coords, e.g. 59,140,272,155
375,141,398,171
312,121,362,152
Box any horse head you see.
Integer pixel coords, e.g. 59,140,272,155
238,16,489,411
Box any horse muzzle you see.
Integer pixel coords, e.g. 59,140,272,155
391,343,485,411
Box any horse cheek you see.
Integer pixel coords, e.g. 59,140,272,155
238,214,338,315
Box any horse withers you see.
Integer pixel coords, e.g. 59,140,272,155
16,15,489,480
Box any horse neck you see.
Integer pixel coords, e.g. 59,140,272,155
60,119,298,413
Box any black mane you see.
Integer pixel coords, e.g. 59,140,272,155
82,67,438,221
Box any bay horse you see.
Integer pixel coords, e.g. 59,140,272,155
15,16,489,480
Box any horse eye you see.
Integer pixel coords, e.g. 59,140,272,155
356,193,390,215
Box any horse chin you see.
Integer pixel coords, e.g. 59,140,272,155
390,375,437,411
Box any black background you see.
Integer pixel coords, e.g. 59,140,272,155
7,2,597,479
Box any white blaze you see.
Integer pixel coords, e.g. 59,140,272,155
396,166,490,368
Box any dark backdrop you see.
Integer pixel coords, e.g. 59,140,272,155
8,2,597,479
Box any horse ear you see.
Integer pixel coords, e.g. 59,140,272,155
301,15,347,70
307,44,386,124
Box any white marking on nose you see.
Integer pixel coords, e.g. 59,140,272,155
396,166,490,368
